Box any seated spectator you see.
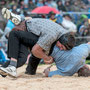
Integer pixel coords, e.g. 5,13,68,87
43,0,47,5
82,0,89,4
0,0,7,8
18,0,25,10
77,0,86,11
61,15,77,33
71,1,81,12
80,4,88,12
48,11,57,22
23,4,29,11
24,0,29,5
50,1,57,9
79,21,89,36
57,0,66,11
37,0,44,7
45,0,52,7
9,0,16,9
28,0,37,11
11,5,18,14
64,1,72,12
55,14,77,33
77,14,88,31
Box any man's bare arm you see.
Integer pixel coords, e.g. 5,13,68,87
31,44,54,64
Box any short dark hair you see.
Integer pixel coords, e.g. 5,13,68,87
63,14,72,20
58,32,75,50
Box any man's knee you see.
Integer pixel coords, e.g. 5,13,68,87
9,30,23,39
9,30,18,37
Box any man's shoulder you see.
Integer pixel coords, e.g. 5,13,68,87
75,44,88,48
73,44,89,52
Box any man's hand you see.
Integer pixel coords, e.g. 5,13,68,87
43,56,54,64
32,44,54,64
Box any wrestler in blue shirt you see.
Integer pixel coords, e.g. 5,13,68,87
44,42,90,77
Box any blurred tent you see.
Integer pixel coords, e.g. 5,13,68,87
31,6,60,14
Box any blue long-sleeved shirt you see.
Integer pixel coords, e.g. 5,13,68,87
48,44,90,76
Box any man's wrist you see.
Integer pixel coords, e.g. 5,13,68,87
43,55,50,61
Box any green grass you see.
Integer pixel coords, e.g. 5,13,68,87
86,60,90,64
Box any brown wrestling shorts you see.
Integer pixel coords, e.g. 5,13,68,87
12,20,27,31
78,65,90,77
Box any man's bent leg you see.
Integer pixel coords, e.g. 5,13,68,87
25,54,41,75
8,30,39,59
0,31,39,77
1,44,29,68
0,44,29,77
17,44,30,68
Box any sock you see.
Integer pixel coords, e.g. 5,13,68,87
9,60,17,67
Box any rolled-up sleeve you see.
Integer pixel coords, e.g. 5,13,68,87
37,34,56,52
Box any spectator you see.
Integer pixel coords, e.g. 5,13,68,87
11,5,18,14
46,0,52,7
48,11,57,22
23,4,29,11
71,1,81,12
77,0,86,11
18,0,25,10
43,0,47,5
79,21,89,36
77,14,88,31
64,1,72,12
28,0,37,11
9,0,16,9
61,14,77,33
0,0,7,8
57,0,66,11
81,4,88,12
51,2,57,9
24,0,29,5
82,0,89,4
37,0,44,7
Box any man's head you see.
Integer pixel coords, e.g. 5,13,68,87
57,32,75,50
63,14,72,21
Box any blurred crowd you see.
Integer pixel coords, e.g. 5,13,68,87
0,0,89,35
0,0,90,12
0,0,90,63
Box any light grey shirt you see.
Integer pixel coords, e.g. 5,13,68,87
26,18,69,53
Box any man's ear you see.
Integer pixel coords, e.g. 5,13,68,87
56,41,61,46
57,41,61,44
